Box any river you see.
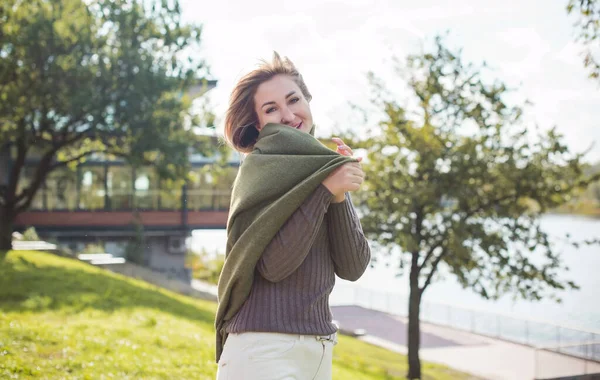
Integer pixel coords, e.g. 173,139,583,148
191,214,600,332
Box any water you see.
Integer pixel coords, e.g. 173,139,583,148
191,214,600,332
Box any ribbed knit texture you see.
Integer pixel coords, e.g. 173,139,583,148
225,183,371,335
215,123,363,362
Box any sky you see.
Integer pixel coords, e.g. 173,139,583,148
180,0,600,162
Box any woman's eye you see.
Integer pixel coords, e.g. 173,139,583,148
266,107,276,114
290,97,300,104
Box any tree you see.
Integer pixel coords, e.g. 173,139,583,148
581,162,600,205
0,0,216,250
124,212,145,265
592,182,600,203
587,162,600,203
349,36,599,379
567,0,600,81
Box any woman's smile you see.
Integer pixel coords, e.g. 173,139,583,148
254,75,313,134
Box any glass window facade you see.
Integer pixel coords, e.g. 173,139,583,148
134,167,159,209
13,161,237,211
187,167,212,210
187,165,236,210
46,167,78,210
159,178,183,210
79,166,106,210
107,166,133,210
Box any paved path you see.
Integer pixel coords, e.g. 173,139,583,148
331,305,600,380
189,281,600,379
331,305,486,349
191,279,218,295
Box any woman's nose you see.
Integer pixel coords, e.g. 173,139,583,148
280,106,295,124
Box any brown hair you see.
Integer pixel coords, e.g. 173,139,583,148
223,52,312,154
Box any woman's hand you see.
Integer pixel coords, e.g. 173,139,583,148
323,138,365,203
332,137,363,162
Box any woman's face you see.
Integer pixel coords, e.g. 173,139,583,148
254,75,313,134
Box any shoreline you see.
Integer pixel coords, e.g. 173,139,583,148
549,208,600,219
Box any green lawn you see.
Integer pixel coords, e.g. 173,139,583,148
0,250,474,379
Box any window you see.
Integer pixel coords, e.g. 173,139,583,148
187,165,236,210
107,166,132,210
46,167,78,210
159,178,182,210
79,166,106,210
134,167,159,209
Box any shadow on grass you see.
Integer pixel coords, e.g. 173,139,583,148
0,251,216,326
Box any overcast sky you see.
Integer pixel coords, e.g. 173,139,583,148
181,0,600,162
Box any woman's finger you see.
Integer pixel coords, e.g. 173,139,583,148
334,139,357,154
352,169,365,179
337,147,352,156
345,167,364,180
336,144,353,153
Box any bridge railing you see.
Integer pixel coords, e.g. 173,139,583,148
330,284,600,363
27,188,232,211
186,189,231,211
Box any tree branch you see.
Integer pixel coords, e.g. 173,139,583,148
60,107,96,132
49,150,96,170
419,234,447,269
15,149,54,212
6,119,28,207
420,247,447,294
417,191,519,294
58,130,92,150
463,192,518,219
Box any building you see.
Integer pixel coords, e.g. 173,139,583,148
1,79,244,282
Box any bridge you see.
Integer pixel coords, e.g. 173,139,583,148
13,153,238,233
8,147,240,281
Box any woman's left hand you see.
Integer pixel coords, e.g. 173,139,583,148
330,137,362,203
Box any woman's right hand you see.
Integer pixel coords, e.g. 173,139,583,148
322,161,365,199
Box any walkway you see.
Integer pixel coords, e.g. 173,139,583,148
188,280,600,379
331,305,600,380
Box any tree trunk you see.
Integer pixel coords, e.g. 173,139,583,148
407,255,422,379
0,205,14,251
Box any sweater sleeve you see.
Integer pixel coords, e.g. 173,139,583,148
326,192,371,281
256,183,333,282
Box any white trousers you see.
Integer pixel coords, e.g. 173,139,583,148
216,331,336,380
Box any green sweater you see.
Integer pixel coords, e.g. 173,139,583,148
214,123,358,362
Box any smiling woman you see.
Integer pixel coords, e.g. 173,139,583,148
217,53,371,380
253,75,314,134
223,52,314,153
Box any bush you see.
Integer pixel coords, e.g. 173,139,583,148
21,227,40,241
80,243,106,254
185,248,224,284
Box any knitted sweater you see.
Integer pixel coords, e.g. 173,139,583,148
225,184,370,335
215,123,363,362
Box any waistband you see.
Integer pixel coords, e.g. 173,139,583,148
229,331,338,345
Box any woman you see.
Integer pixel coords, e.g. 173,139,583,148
216,52,371,380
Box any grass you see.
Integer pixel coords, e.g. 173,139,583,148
554,200,600,218
0,250,475,379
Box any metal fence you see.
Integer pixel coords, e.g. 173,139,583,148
330,284,600,363
534,342,600,379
